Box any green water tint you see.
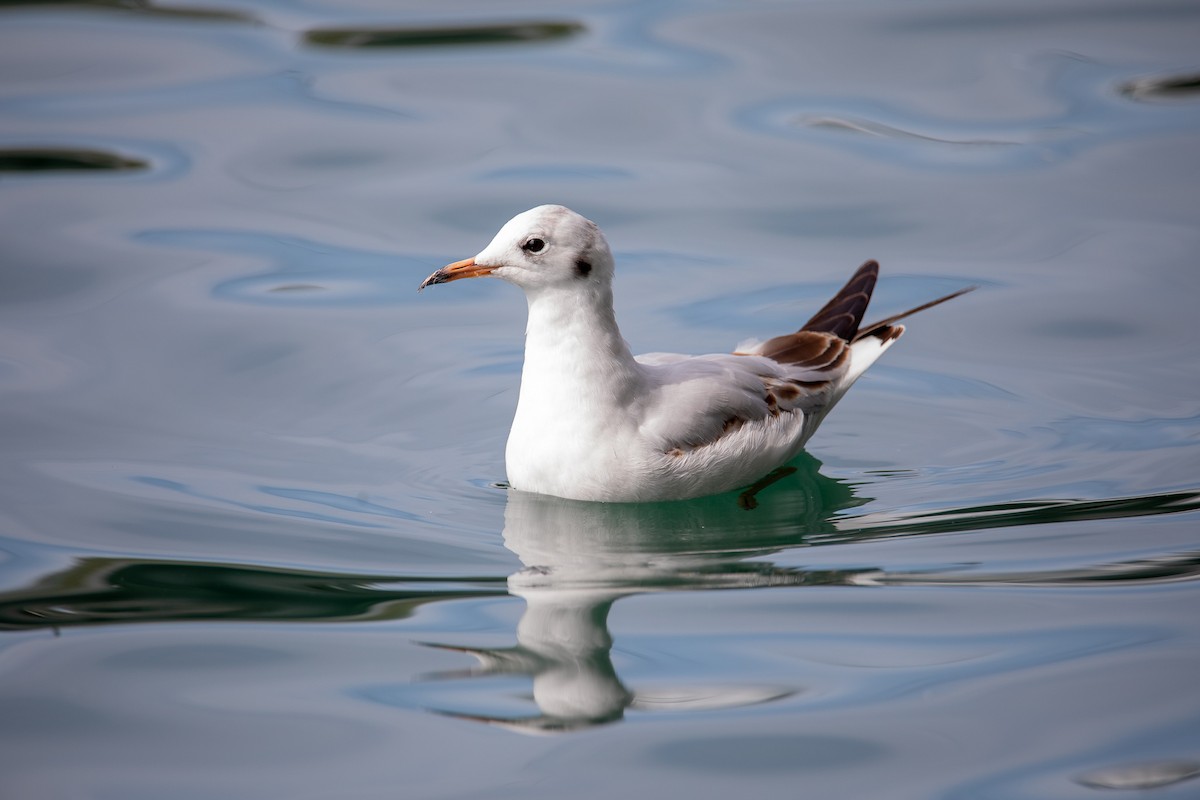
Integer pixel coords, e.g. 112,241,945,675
304,22,584,50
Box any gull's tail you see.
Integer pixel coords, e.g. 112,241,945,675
801,260,974,344
755,260,974,386
800,259,880,341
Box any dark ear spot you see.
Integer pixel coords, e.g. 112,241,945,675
575,259,592,278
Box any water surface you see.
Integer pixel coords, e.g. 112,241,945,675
2,1,1199,798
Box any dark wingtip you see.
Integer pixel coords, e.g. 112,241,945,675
800,260,879,341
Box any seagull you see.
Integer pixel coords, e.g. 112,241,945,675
420,205,971,503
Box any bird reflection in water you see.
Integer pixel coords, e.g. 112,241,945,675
420,456,864,733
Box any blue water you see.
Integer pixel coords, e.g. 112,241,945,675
2,1,1200,798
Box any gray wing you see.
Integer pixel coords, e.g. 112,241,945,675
634,352,844,453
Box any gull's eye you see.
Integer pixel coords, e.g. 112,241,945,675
522,237,546,254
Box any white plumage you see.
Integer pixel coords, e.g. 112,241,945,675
420,205,970,502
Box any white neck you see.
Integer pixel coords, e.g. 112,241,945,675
505,281,647,496
520,284,643,400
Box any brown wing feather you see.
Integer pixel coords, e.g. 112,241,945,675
801,260,878,340
757,260,877,367
755,261,974,363
758,330,847,369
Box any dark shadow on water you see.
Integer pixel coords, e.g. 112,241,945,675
0,560,506,630
0,147,149,173
839,489,1200,542
1119,71,1200,102
303,22,584,50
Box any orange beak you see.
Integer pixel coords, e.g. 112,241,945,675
418,257,495,291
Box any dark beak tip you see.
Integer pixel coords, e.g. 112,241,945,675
418,270,446,292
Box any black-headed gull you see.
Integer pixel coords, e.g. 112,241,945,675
420,205,971,502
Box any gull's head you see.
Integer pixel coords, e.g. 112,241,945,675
420,205,613,293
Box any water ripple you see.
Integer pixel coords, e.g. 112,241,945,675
1045,412,1200,452
138,228,428,307
736,55,1200,171
1,71,414,122
842,489,1200,541
4,485,1198,631
0,0,257,23
852,549,1200,588
1076,759,1200,790
303,22,584,50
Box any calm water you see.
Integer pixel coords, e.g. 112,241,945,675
2,1,1200,797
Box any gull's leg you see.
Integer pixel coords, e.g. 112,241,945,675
737,466,798,510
